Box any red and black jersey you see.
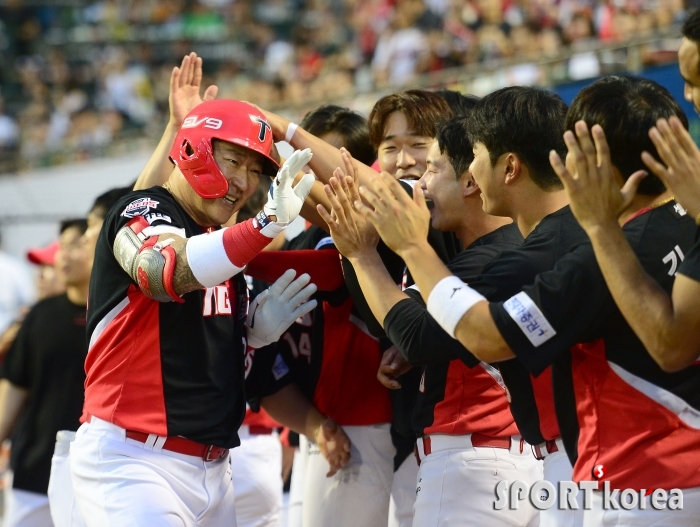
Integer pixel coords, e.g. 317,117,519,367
383,224,523,438
491,201,700,491
452,207,590,445
678,226,700,284
85,187,248,449
250,226,393,426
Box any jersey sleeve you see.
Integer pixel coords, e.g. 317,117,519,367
383,245,504,368
489,243,613,376
0,306,36,388
678,229,700,282
103,189,188,248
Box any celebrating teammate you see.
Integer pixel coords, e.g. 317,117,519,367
69,99,318,526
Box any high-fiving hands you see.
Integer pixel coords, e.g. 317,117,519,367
643,116,700,219
549,121,648,232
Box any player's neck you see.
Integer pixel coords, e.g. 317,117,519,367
454,206,511,247
618,189,674,225
512,188,569,238
66,282,88,306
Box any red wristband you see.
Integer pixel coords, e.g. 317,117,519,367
222,219,272,268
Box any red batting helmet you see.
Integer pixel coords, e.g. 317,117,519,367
169,100,280,199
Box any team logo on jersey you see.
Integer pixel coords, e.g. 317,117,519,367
121,197,159,218
503,292,556,347
272,353,290,380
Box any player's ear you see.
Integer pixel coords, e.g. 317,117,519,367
503,153,522,186
462,173,480,198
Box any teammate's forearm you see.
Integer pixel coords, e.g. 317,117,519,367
0,380,28,443
260,384,325,439
587,223,700,371
348,251,409,327
401,242,513,361
133,122,179,190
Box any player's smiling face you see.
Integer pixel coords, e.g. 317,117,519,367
419,142,463,232
378,111,434,180
188,140,264,226
470,142,505,216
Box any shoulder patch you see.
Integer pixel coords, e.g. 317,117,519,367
272,353,290,380
144,212,171,224
503,292,556,347
122,197,159,218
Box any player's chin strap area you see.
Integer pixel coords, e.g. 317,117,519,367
113,217,184,303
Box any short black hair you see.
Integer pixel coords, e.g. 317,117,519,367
90,186,132,220
300,105,376,166
60,218,88,235
434,90,480,118
466,86,568,191
436,116,476,179
682,9,700,43
566,75,688,195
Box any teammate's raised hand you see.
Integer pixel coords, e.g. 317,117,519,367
354,172,431,258
549,121,647,232
315,417,352,477
169,52,218,128
317,163,379,260
643,117,700,218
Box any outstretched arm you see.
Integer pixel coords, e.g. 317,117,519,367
550,121,700,372
134,53,218,191
353,172,513,362
262,106,378,186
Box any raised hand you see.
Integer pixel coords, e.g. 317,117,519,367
315,418,352,477
549,121,647,232
353,172,431,257
643,116,700,218
169,52,218,128
317,159,379,260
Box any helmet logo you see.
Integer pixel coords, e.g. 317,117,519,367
182,116,223,130
250,115,272,142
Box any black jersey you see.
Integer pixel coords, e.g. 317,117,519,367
678,226,700,282
491,201,700,491
1,294,87,494
383,224,523,437
454,206,590,445
85,187,248,449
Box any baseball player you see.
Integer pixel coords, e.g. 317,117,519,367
69,98,318,526
350,86,587,527
320,116,543,527
0,219,89,527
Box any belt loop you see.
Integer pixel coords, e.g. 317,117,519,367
153,436,167,452
520,437,524,454
145,434,158,450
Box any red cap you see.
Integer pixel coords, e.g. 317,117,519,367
27,241,59,266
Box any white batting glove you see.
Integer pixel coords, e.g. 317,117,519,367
246,269,318,349
256,148,315,238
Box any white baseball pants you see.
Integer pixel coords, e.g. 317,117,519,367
388,454,419,527
48,431,85,527
69,417,236,527
286,438,306,527
3,471,53,527
583,485,700,527
230,427,283,527
412,434,542,527
301,423,394,527
539,443,583,527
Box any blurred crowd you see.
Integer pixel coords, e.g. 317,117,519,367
0,0,689,173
